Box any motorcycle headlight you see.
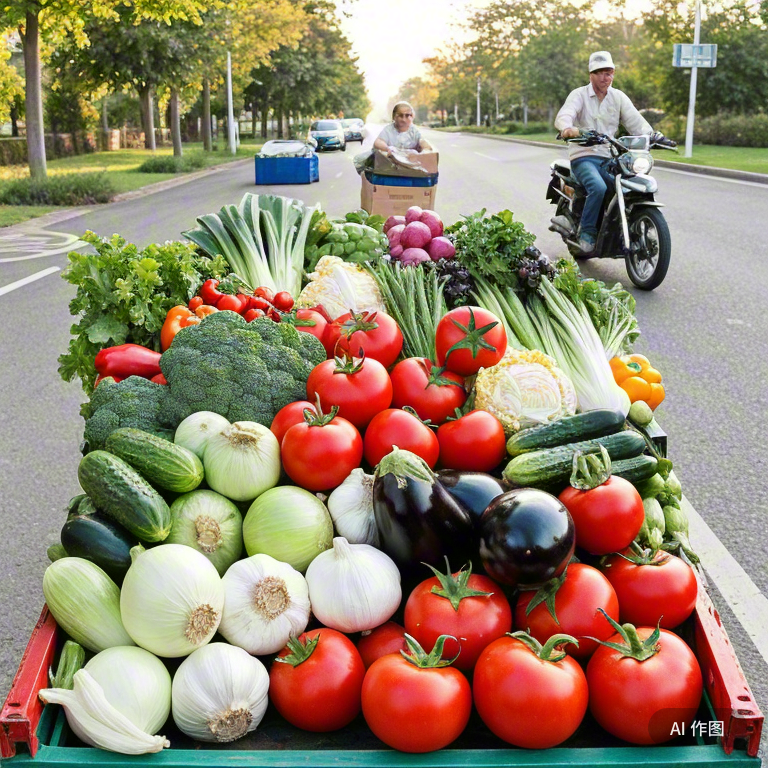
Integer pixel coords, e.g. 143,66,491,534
632,155,653,174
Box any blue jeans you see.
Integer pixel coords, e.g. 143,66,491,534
571,157,615,238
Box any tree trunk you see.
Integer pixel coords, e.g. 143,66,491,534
170,88,183,157
20,10,47,180
261,104,268,139
101,97,109,151
276,106,283,138
10,102,19,137
201,79,212,151
139,86,156,150
252,101,257,139
548,103,554,126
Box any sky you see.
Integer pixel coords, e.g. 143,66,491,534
337,0,662,120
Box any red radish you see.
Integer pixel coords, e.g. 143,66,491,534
427,236,455,260
419,210,444,238
387,223,405,243
401,247,430,266
389,243,404,258
400,221,432,249
405,206,423,224
383,215,406,233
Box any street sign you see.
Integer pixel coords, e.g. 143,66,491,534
673,43,718,68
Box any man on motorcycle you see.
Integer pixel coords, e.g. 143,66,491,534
554,51,653,254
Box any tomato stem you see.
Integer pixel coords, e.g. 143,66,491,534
401,633,459,668
425,558,492,612
442,307,500,364
508,630,579,662
304,393,339,426
273,633,320,667
586,609,661,661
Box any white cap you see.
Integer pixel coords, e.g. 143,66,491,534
589,51,615,72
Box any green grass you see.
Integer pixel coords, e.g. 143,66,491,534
434,126,768,174
0,204,59,227
0,141,263,225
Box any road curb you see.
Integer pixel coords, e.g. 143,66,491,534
1,156,255,235
437,130,768,185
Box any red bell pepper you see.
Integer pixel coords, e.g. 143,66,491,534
94,344,162,380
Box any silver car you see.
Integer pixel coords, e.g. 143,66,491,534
309,120,346,152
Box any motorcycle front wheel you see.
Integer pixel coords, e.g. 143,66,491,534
625,207,671,290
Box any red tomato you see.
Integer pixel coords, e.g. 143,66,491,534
363,408,439,468
514,563,619,659
199,278,224,306
270,400,316,446
435,306,507,376
437,410,506,472
251,296,273,312
188,295,204,311
294,308,330,351
273,291,295,312
558,475,645,555
602,550,698,629
270,628,366,732
357,622,407,669
326,310,404,368
306,357,392,430
473,633,589,749
404,564,512,671
216,294,247,313
361,639,472,752
587,625,703,744
389,358,466,425
255,286,275,302
282,411,363,490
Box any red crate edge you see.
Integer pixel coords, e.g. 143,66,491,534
0,606,57,759
693,573,764,756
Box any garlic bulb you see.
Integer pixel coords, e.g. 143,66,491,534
327,469,379,546
305,537,401,633
219,554,310,655
120,544,224,658
172,643,269,743
39,670,169,755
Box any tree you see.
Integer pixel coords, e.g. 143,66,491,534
0,0,216,180
0,35,24,124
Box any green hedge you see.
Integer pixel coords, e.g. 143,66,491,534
0,139,27,166
136,153,206,173
0,173,115,206
657,112,768,148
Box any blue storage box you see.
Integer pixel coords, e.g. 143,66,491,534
254,154,319,185
364,170,438,187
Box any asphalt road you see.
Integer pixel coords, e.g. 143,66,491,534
1,126,767,760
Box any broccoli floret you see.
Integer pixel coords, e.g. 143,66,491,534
159,311,326,427
81,376,172,453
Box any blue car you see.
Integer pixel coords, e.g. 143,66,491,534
309,120,346,152
341,118,366,143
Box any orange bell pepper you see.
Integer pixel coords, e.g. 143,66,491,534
161,304,220,350
609,353,665,411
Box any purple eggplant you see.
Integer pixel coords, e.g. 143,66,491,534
436,469,505,527
373,448,474,578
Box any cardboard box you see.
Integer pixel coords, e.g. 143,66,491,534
373,148,439,177
361,173,437,217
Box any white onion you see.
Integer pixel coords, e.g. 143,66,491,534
174,411,230,459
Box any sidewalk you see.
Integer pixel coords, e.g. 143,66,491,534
448,131,768,186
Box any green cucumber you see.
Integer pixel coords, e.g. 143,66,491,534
77,451,172,542
61,506,137,585
105,428,204,493
503,430,645,488
506,409,626,456
610,454,659,485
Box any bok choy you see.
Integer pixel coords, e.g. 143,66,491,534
183,193,319,298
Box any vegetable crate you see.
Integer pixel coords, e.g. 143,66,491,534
1,575,762,767
361,171,438,217
254,155,319,185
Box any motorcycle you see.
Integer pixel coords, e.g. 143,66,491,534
546,131,677,290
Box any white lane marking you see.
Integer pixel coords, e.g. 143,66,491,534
474,152,497,161
684,496,768,666
0,229,86,263
655,166,768,189
0,266,60,297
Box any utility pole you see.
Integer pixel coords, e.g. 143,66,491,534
227,51,236,155
684,0,701,158
476,77,481,127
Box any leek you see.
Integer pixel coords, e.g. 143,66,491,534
183,193,319,297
